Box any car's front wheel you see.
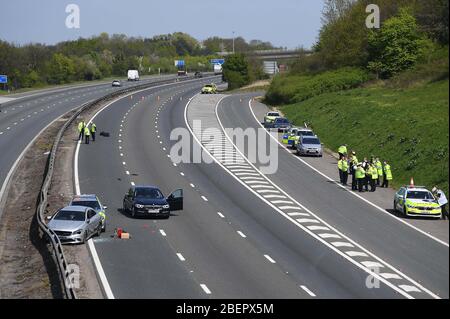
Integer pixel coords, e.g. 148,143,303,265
131,208,136,218
393,200,397,212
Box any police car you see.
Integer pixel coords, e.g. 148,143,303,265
69,195,107,231
264,111,281,126
282,127,315,148
393,186,442,218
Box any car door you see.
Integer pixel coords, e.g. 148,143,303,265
87,209,97,234
167,189,183,211
395,188,405,209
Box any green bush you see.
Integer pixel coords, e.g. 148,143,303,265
265,67,370,105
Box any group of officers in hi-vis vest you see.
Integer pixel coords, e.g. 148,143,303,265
337,144,393,193
77,120,97,144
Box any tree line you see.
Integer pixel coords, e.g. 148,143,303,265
0,32,277,90
291,0,449,78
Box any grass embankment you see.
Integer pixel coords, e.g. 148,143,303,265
281,79,449,195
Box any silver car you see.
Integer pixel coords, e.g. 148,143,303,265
47,206,103,244
296,135,323,157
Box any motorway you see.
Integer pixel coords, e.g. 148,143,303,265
0,75,178,210
75,80,448,298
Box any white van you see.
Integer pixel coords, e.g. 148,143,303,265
127,70,140,81
213,64,223,75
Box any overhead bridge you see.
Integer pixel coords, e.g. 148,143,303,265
216,49,311,60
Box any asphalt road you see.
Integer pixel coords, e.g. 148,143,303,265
216,93,449,299
75,81,439,298
0,75,177,210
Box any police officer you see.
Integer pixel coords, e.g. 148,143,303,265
364,161,371,192
382,161,393,188
84,125,91,144
90,122,97,142
432,187,448,220
78,120,85,141
375,158,383,186
370,164,378,192
338,158,344,184
341,156,349,185
355,164,366,192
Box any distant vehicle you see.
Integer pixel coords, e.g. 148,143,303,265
47,206,103,244
394,186,442,218
112,80,122,87
123,186,183,219
127,70,140,81
266,117,291,132
177,70,187,76
289,128,315,148
194,71,203,78
213,64,223,75
201,83,217,94
296,135,323,157
69,194,107,232
264,111,281,125
282,127,300,146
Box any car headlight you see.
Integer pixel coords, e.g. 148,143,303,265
73,229,83,235
163,204,170,209
406,204,415,208
135,204,144,209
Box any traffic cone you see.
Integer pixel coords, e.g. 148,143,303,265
409,177,415,188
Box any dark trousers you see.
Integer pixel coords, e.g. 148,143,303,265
351,174,357,190
370,179,377,192
342,171,348,185
85,135,90,144
79,131,84,140
339,170,343,183
441,205,448,220
382,176,389,188
364,176,370,191
92,132,96,142
357,179,364,192
377,177,381,186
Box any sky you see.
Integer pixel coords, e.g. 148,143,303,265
0,0,324,49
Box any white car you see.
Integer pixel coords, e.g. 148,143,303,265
112,80,122,87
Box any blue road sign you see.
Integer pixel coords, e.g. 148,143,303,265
174,60,185,67
0,75,7,84
211,59,225,65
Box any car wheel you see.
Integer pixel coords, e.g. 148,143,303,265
393,201,397,212
131,208,136,218
403,205,408,217
96,225,102,237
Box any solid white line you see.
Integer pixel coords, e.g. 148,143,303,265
248,99,448,248
87,239,115,299
264,254,276,264
200,284,212,294
300,285,316,297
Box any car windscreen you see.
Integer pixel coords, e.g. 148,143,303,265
268,113,279,117
54,210,85,221
135,188,164,199
406,191,434,200
299,131,314,136
276,118,289,123
204,85,213,88
71,201,101,210
302,138,320,145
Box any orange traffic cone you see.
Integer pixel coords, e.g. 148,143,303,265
409,177,415,188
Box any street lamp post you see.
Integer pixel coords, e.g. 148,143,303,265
232,31,235,54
